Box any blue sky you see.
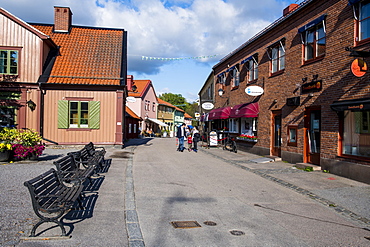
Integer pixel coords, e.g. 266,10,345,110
0,0,302,102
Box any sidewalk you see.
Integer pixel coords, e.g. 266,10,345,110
199,144,370,226
0,145,131,247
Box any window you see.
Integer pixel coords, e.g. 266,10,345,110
358,0,370,41
217,72,226,85
342,110,370,157
58,100,100,129
269,41,285,74
129,123,132,134
230,66,240,87
0,50,19,75
287,125,298,147
304,22,326,61
228,118,239,133
152,102,156,112
245,57,258,82
69,101,89,128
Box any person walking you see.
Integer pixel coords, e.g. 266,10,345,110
192,126,200,152
176,123,186,152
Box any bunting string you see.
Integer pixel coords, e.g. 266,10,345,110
140,54,223,61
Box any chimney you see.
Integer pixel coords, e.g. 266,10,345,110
283,4,299,16
54,6,72,33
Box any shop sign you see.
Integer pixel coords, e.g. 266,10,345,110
194,112,200,117
202,102,214,110
301,80,322,94
245,86,264,96
351,58,367,77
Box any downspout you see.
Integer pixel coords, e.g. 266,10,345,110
120,30,128,148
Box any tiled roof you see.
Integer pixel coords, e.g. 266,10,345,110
184,113,193,119
31,24,125,85
126,106,141,120
157,98,176,108
128,80,151,97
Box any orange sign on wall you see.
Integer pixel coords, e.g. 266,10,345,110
351,58,367,77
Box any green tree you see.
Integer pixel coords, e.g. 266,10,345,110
159,93,187,111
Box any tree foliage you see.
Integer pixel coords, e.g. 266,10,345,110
159,93,197,118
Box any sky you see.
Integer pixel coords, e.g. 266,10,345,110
0,0,302,102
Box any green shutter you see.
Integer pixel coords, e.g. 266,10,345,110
89,101,100,129
58,100,69,129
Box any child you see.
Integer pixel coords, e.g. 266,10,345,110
187,126,193,151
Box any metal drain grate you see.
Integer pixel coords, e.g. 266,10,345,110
203,221,217,226
230,230,245,236
171,221,201,229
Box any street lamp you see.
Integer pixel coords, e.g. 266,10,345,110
218,88,224,97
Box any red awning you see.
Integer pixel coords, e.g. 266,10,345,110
230,102,259,118
208,106,231,120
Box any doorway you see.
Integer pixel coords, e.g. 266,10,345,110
272,111,282,157
304,107,321,165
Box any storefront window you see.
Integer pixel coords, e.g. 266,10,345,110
228,118,239,133
343,110,370,157
240,117,258,136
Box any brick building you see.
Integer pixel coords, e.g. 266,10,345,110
211,0,370,183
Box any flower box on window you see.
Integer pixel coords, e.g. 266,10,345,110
236,134,258,142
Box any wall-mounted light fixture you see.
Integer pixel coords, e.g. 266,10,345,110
308,93,314,97
132,84,137,92
218,88,224,97
273,99,278,103
26,100,36,111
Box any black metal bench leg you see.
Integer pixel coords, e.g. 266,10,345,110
30,218,67,237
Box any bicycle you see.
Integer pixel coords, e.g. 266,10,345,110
223,133,237,153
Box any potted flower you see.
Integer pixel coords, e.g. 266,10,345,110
0,128,17,162
0,142,12,161
11,129,45,160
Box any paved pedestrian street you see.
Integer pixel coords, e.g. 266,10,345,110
1,138,370,246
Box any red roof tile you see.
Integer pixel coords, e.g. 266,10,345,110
32,24,125,85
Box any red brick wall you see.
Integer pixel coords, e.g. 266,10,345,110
213,0,370,162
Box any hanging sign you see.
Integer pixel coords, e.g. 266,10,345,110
202,102,214,110
351,58,367,77
245,86,264,96
126,96,136,103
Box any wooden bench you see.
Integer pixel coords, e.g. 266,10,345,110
68,142,106,172
24,168,84,237
53,154,95,185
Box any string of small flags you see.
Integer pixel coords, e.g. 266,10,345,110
141,54,222,61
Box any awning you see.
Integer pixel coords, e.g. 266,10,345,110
330,98,370,112
230,102,259,118
146,118,168,127
298,14,327,33
208,106,231,120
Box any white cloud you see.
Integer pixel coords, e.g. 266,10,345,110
1,0,295,100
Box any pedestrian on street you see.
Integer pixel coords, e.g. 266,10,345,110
192,126,200,152
176,123,186,152
187,126,193,151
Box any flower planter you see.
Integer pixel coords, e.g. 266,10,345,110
0,150,10,162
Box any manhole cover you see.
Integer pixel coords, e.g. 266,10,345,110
230,230,245,236
203,221,217,226
171,221,201,229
